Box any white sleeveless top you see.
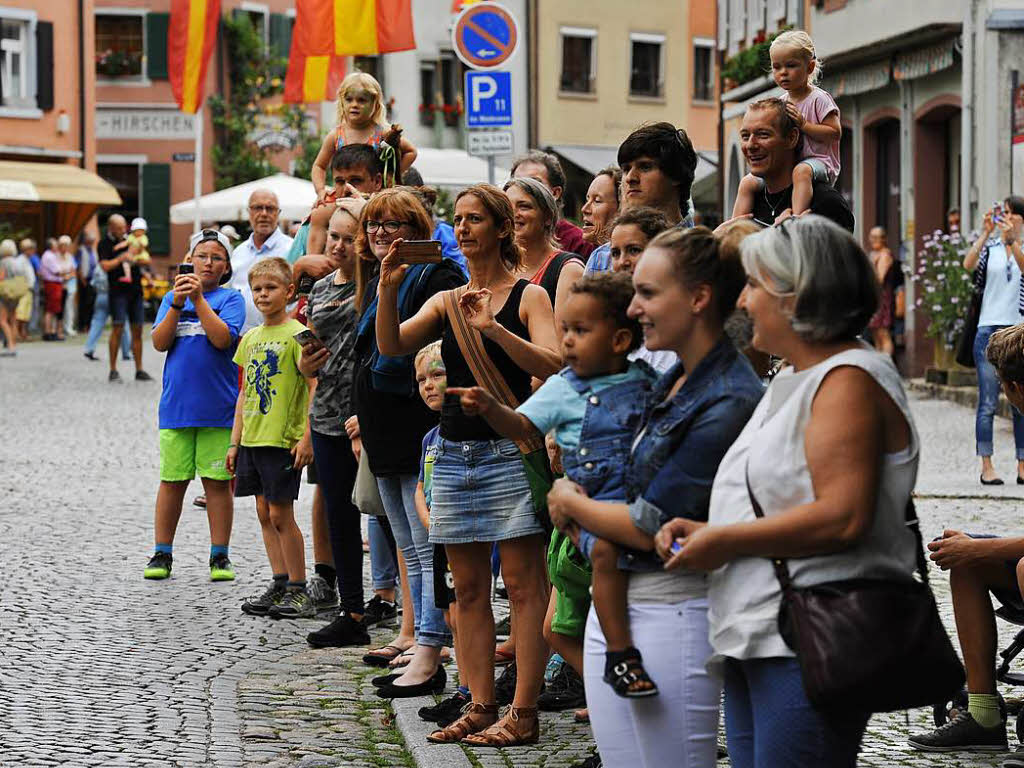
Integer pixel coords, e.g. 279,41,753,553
706,346,919,661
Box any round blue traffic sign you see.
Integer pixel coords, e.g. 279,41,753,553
453,3,519,70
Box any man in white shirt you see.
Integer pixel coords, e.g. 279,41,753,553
230,189,294,333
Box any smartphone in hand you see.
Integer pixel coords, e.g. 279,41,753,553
293,328,324,348
395,240,443,265
178,263,194,275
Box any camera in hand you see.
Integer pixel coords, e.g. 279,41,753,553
296,274,316,295
179,262,194,275
396,240,442,265
293,328,323,349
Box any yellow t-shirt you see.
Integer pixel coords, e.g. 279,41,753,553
232,320,309,449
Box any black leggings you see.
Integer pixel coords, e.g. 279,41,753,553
310,429,365,615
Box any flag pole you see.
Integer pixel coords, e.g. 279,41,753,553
193,103,203,234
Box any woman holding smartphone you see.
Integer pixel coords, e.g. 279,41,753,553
963,196,1024,485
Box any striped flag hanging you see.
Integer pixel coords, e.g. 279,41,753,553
167,0,221,113
284,0,416,104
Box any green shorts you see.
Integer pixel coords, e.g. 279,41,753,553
547,529,593,639
159,427,233,482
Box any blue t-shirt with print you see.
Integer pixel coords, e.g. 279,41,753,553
156,287,246,429
418,425,441,508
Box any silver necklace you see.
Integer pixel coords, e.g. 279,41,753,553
763,186,786,219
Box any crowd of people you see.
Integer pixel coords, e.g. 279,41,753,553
12,37,1024,768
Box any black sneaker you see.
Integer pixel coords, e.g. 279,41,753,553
419,690,470,726
495,661,517,707
209,553,235,582
307,574,339,613
269,589,316,620
135,370,153,381
241,580,286,616
307,612,370,648
908,710,1007,752
570,753,602,768
143,551,172,580
537,664,586,711
362,595,398,626
108,370,121,382
1005,746,1024,768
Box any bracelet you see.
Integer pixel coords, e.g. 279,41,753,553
229,444,238,449
170,302,185,311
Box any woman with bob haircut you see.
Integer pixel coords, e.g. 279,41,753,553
655,215,921,768
503,176,585,334
376,183,561,747
350,187,467,691
546,226,764,768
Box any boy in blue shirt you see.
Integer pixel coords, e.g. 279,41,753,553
144,229,246,581
449,272,660,700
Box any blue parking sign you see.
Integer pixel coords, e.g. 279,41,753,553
465,71,512,128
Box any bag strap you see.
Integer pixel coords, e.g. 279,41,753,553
442,286,544,454
745,461,931,592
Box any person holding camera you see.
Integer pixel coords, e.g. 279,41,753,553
143,230,245,582
963,196,1024,486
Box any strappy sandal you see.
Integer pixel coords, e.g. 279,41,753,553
461,705,539,747
362,644,410,668
426,702,498,744
603,651,659,698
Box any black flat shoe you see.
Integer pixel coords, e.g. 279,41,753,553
981,475,1005,486
375,666,446,699
1018,476,1024,485
372,672,401,687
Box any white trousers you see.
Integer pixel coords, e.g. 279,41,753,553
583,597,721,768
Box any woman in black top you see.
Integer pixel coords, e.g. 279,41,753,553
503,177,584,335
376,184,561,747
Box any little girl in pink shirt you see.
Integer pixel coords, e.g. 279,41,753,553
733,30,842,219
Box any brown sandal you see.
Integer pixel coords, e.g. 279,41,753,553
461,705,539,747
426,702,498,744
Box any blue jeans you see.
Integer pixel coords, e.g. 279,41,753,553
975,324,1024,458
377,473,451,647
84,292,131,358
724,657,868,768
368,514,397,591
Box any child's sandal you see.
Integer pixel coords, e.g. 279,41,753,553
426,702,498,744
603,652,659,699
461,705,539,747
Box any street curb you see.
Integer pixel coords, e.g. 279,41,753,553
392,696,474,768
907,377,1015,420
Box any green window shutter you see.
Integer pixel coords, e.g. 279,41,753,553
141,164,171,255
146,12,169,79
269,13,293,58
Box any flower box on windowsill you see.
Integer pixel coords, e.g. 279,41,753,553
419,104,437,127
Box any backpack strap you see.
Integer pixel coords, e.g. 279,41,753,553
442,286,544,454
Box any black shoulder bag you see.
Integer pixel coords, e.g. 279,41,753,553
746,470,965,713
955,247,987,369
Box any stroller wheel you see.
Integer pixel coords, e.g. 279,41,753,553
933,689,969,727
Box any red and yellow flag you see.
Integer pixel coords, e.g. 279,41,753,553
168,0,221,114
284,0,416,104
450,0,487,13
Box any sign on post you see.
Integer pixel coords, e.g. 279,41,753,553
467,130,514,157
452,2,519,70
465,71,512,127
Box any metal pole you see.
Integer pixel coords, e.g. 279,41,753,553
487,154,496,186
193,104,203,234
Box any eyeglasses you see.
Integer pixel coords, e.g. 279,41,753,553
249,205,279,214
191,254,228,264
365,220,407,234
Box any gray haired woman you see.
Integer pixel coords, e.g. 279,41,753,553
655,215,920,767
0,238,30,355
503,176,585,335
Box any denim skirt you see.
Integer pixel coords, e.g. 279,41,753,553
428,437,544,544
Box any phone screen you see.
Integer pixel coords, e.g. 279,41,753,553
178,263,194,275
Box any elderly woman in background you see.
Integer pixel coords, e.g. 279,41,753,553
657,215,919,768
0,238,31,355
39,235,76,341
579,167,622,271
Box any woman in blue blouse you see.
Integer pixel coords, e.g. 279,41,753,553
546,226,763,768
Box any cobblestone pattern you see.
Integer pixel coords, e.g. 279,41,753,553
4,339,1024,767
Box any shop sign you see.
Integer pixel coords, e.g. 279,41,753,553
96,109,196,139
247,114,316,151
894,39,955,81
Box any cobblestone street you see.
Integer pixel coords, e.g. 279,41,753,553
4,335,1024,767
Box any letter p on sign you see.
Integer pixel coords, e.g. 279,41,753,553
471,76,498,113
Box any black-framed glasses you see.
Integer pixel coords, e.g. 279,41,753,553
365,220,407,234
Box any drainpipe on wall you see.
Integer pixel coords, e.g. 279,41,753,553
961,0,976,228
78,0,86,168
526,0,537,149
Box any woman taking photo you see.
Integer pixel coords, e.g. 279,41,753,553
376,183,561,746
545,227,764,767
503,176,585,327
656,216,919,768
963,196,1024,485
352,188,466,693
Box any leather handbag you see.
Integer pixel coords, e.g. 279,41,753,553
443,287,554,532
747,470,965,713
955,287,983,369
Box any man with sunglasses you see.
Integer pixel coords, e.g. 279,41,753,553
230,189,294,334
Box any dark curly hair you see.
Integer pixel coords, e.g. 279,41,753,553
609,205,670,243
569,272,642,352
617,122,698,218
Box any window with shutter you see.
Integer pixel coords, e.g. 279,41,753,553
145,13,169,79
269,13,292,58
141,164,171,255
35,20,52,110
730,0,745,55
718,1,728,50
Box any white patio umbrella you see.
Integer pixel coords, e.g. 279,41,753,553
169,173,316,225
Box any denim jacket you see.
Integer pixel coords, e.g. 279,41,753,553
622,337,764,572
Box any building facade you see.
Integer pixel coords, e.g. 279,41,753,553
530,0,720,220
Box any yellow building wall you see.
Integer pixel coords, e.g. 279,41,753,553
536,0,689,148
